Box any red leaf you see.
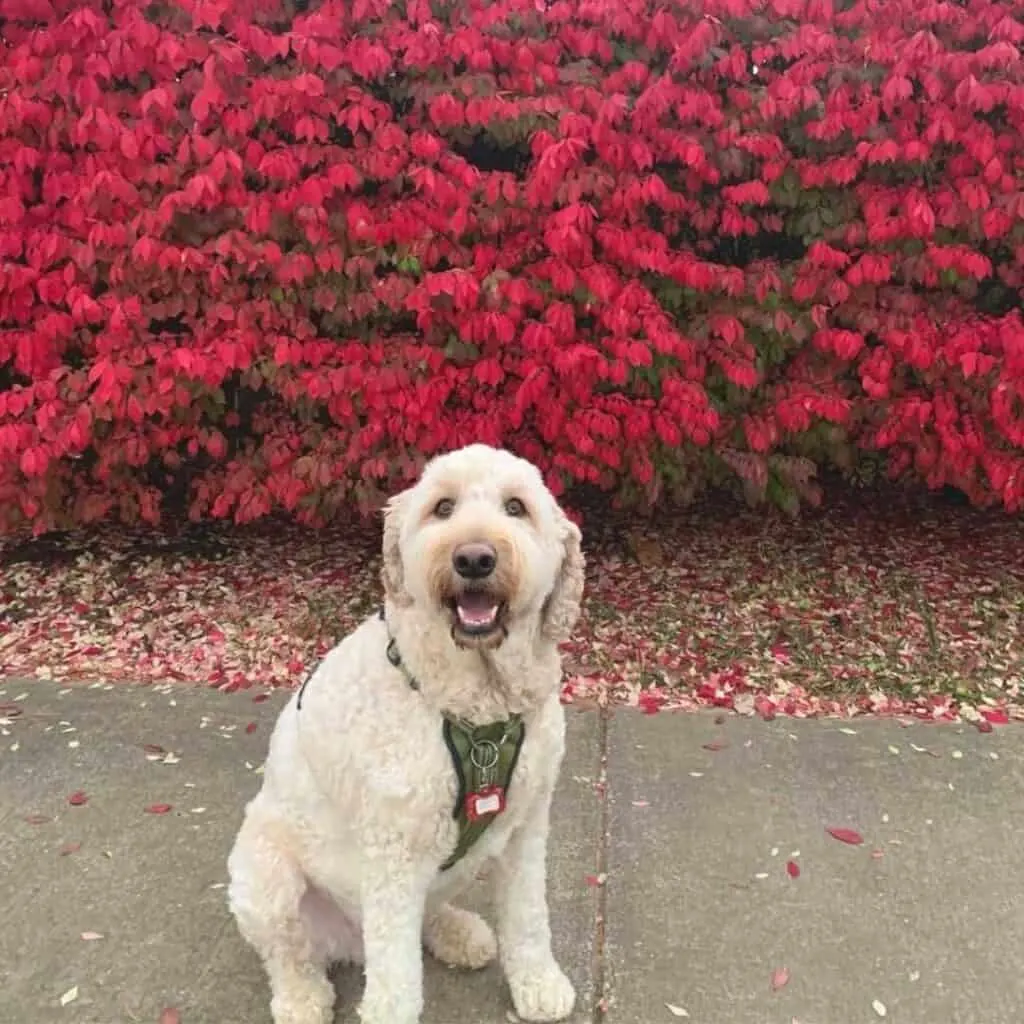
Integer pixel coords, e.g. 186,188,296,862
770,966,790,991
975,719,993,734
786,860,800,878
68,791,89,806
981,708,1009,725
826,827,863,845
245,722,257,734
145,803,173,815
25,813,50,825
702,739,728,751
252,693,270,703
142,744,166,755
159,1009,181,1024
638,691,665,715
60,842,82,856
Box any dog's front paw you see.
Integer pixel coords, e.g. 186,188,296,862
270,972,334,1024
508,962,576,1022
357,986,422,1024
424,903,498,969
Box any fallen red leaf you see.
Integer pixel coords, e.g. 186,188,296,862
60,842,82,856
142,744,166,755
68,791,88,806
252,693,270,703
702,739,728,751
145,803,173,815
0,703,23,717
770,966,790,991
245,722,257,734
975,719,993,734
25,813,50,825
786,860,800,878
638,691,664,715
826,827,864,845
584,873,607,887
159,1009,181,1024
981,708,1009,725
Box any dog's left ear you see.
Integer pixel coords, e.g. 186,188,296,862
541,512,585,644
381,488,413,606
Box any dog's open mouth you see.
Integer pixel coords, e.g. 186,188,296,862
448,590,506,637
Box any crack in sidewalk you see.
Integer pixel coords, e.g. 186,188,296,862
590,707,611,1022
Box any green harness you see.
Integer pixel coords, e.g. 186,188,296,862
383,625,526,871
440,715,525,870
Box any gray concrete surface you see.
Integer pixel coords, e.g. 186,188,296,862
604,713,1024,1024
1,680,1021,1024
0,680,601,1024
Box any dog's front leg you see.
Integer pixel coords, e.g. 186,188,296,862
357,836,433,1024
493,780,575,1023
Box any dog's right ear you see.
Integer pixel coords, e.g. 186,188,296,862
381,488,413,606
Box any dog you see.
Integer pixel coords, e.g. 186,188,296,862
227,444,585,1024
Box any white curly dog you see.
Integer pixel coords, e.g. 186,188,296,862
227,444,585,1024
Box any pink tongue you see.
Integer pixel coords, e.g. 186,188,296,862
456,592,499,627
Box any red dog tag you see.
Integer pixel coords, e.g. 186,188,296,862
465,785,506,822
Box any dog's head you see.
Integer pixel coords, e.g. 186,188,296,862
381,444,584,651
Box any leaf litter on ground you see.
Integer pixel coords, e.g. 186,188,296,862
1,492,1022,723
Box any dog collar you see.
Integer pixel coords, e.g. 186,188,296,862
381,612,525,871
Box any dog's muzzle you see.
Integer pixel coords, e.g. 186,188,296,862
448,542,506,640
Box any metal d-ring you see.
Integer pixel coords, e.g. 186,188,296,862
470,739,500,772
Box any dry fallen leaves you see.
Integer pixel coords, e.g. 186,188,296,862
59,842,82,856
770,967,790,992
826,827,864,845
59,985,78,1006
80,931,103,941
159,1009,181,1024
3,496,1023,731
145,803,173,815
665,1004,689,1018
68,791,88,806
872,998,888,1017
786,860,800,879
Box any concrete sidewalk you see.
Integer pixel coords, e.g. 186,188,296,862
1,681,1021,1024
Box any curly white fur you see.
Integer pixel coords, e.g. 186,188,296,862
227,444,585,1024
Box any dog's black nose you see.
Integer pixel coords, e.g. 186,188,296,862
452,542,497,580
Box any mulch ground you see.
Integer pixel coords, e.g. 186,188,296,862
1,487,1021,726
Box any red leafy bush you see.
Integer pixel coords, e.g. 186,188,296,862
1,0,1023,534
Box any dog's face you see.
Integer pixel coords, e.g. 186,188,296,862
381,445,584,650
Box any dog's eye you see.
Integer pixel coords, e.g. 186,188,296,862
433,498,455,519
504,497,527,518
